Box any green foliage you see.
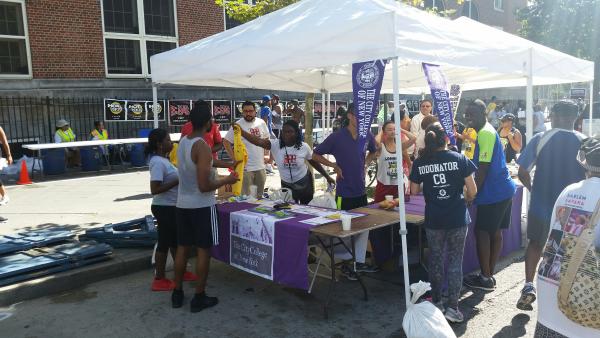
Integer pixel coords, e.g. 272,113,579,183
517,0,600,60
216,0,463,23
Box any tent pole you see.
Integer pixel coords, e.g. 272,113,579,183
392,58,411,309
526,48,534,144
152,83,159,129
327,90,331,132
590,81,594,136
321,71,326,132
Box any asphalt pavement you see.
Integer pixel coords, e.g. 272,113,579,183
0,169,537,337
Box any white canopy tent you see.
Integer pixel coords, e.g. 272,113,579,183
150,0,594,309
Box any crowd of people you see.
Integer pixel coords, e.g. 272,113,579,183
139,94,599,335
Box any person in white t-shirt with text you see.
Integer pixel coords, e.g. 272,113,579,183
236,120,335,204
223,100,270,197
534,136,600,338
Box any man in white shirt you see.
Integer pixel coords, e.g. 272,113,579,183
224,101,270,196
409,99,433,158
533,104,547,134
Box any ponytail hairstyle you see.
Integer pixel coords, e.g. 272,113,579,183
145,128,169,158
419,122,446,159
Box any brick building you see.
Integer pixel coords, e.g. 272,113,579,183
0,0,527,98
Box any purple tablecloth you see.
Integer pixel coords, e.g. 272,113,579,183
404,185,524,274
211,202,316,290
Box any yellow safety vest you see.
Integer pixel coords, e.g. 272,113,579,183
91,129,108,140
57,128,76,143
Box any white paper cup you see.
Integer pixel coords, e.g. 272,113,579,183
385,195,394,202
340,214,352,231
249,185,258,198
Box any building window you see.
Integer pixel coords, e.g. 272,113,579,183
494,0,503,11
101,0,178,77
224,0,255,30
0,0,31,77
423,0,446,12
461,1,479,21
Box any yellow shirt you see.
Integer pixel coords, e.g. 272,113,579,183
463,128,477,160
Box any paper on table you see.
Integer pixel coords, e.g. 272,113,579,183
299,212,364,226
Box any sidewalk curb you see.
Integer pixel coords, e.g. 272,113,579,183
0,248,152,307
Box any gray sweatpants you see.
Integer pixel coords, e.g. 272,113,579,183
425,226,468,309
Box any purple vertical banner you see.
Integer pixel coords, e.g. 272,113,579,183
352,60,386,152
422,63,456,145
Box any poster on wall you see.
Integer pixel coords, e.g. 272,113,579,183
146,101,166,121
168,100,192,126
104,99,126,121
212,100,233,125
126,101,146,121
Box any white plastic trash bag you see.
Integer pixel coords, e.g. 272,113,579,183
402,281,457,338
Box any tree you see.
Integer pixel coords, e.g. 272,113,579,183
216,0,462,23
517,0,600,98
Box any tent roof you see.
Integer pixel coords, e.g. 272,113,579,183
151,0,594,94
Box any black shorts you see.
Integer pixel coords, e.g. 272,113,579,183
335,194,368,211
151,205,178,252
527,213,551,245
176,205,219,248
475,198,512,233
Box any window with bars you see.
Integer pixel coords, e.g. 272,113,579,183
0,1,30,77
102,0,177,76
494,0,503,11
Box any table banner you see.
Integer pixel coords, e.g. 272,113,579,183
422,63,456,145
352,60,386,153
229,210,279,280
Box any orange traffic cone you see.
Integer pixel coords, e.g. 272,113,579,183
17,160,32,185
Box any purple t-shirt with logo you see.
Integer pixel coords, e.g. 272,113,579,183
314,128,377,198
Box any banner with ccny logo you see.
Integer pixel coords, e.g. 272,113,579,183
422,63,456,145
352,60,386,153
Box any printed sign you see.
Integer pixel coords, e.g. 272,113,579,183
449,84,462,116
146,100,166,121
352,60,386,152
126,101,146,121
104,99,126,121
212,100,233,125
229,210,277,280
168,100,192,126
422,63,456,145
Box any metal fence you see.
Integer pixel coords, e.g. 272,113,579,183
0,97,180,157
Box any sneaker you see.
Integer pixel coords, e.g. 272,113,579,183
0,196,9,206
516,283,537,311
0,216,7,223
171,289,184,308
445,307,464,323
190,293,219,313
151,278,175,292
463,274,495,291
183,271,198,281
355,262,379,273
340,264,358,281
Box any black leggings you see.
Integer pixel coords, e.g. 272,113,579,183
151,205,178,253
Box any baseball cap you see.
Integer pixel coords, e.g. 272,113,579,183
262,95,271,102
56,119,69,128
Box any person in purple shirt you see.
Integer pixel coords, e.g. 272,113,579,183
312,103,378,275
